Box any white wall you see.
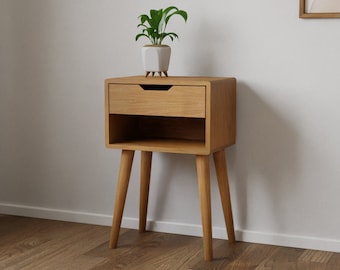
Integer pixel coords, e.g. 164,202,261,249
1,0,340,252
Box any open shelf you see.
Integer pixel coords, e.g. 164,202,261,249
106,114,207,154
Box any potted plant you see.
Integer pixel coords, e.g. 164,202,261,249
135,6,188,77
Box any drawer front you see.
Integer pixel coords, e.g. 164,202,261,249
108,84,205,118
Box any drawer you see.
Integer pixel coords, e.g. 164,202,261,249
108,84,205,118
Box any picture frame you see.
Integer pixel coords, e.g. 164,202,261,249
300,0,340,18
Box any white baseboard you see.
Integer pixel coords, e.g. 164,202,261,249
0,202,113,226
1,202,340,253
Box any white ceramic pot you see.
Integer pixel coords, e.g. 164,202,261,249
142,45,171,76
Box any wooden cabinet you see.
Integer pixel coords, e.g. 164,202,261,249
105,76,236,261
105,76,236,155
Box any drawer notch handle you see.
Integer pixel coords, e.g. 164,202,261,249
140,84,173,91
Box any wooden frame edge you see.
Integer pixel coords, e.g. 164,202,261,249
300,0,340,18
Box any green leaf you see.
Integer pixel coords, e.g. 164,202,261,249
135,6,188,45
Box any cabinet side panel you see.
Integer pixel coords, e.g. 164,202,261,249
210,78,236,151
108,115,139,144
105,81,110,147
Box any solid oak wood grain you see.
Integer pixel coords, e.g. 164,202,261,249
108,84,205,118
109,149,134,249
196,155,213,261
105,76,236,155
213,149,236,243
105,76,236,261
139,151,152,233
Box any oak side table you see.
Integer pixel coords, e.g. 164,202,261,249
105,76,236,261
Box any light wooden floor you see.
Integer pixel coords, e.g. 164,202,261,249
1,215,340,269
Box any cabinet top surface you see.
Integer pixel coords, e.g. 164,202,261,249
105,76,235,85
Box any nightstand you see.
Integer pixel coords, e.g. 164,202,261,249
105,76,236,261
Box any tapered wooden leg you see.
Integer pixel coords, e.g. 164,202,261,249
109,150,135,249
213,149,235,243
196,155,213,261
139,151,152,232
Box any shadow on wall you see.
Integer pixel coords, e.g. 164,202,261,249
132,81,300,235
147,153,198,226
228,82,300,233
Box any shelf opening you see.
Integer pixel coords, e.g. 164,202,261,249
108,114,205,144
